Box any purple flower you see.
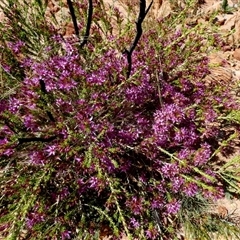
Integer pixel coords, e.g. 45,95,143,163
0,125,14,136
194,143,211,166
29,151,45,165
88,177,100,190
174,127,189,143
130,218,140,229
203,187,224,200
171,176,184,193
145,227,159,239
204,108,218,124
9,97,22,113
26,211,44,229
24,115,38,131
161,163,179,178
0,138,8,145
45,145,58,156
183,182,198,197
150,196,164,210
26,218,35,229
154,103,185,125
7,40,25,54
126,197,143,215
178,148,194,160
165,200,181,215
2,148,14,156
61,230,71,240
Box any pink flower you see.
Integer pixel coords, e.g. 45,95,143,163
45,145,58,156
61,230,71,240
165,200,181,215
0,138,8,145
130,218,140,229
7,40,25,54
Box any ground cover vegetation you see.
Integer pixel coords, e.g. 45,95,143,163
0,0,240,239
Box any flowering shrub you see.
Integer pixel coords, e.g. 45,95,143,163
0,0,240,239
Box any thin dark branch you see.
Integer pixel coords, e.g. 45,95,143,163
67,0,79,37
39,79,55,122
124,0,153,78
80,0,93,48
144,0,153,17
39,79,47,94
46,111,55,122
18,135,57,144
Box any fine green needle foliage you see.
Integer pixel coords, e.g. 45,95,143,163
222,0,229,11
1,0,240,239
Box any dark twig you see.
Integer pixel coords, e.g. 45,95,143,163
18,135,57,144
124,0,153,78
80,0,93,48
67,0,79,37
39,79,47,93
46,111,55,122
39,79,55,122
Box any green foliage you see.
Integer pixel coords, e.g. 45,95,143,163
221,0,235,14
222,0,229,11
222,0,229,12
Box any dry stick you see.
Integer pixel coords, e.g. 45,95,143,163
18,135,58,144
124,0,153,78
67,0,93,48
67,0,79,37
80,0,93,49
39,79,55,122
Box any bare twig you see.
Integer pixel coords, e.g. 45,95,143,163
39,79,47,94
18,135,57,144
39,79,55,122
124,0,153,78
67,0,79,37
80,0,93,48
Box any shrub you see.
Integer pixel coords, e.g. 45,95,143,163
0,0,240,239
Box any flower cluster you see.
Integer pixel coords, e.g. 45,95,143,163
0,2,239,240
